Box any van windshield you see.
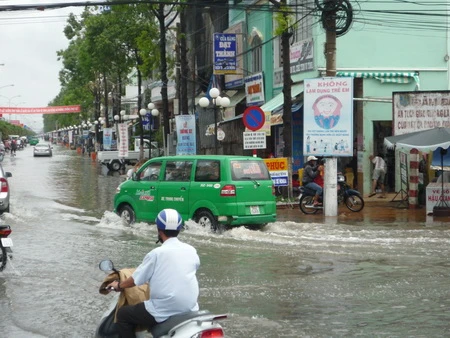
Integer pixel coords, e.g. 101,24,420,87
230,160,270,180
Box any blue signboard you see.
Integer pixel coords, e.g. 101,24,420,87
272,176,289,187
213,33,237,75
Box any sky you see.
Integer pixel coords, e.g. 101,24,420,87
0,1,84,132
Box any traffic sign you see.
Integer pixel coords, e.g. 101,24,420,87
243,106,265,131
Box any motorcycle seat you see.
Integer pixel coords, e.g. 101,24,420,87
150,310,212,337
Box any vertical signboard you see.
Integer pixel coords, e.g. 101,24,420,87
118,123,129,158
175,114,196,155
263,158,289,187
303,77,353,157
244,72,265,106
213,33,237,75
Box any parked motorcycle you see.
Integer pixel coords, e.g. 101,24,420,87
0,225,13,271
96,259,228,338
299,173,364,214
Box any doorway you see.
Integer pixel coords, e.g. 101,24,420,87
373,121,394,193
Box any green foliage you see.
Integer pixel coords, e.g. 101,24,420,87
274,6,296,36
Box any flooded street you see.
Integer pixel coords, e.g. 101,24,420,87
0,144,450,337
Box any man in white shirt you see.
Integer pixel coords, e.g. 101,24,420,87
369,154,387,198
107,209,200,337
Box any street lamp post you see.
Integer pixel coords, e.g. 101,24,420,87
139,103,160,159
198,88,230,154
0,84,14,91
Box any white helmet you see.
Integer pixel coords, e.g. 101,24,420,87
307,155,318,162
156,209,183,231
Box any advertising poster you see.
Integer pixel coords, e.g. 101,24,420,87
103,128,112,150
176,114,196,155
303,77,353,157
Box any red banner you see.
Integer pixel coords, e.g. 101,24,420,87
0,105,81,114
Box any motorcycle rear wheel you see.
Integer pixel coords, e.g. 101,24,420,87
344,194,364,212
299,195,319,214
0,245,7,271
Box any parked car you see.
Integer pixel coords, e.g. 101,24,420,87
0,165,12,214
33,144,52,157
114,155,277,231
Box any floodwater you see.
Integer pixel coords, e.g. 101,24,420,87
0,144,449,337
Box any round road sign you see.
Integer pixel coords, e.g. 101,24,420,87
243,106,265,131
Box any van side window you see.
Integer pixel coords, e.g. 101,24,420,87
140,162,161,181
164,161,193,181
195,160,220,182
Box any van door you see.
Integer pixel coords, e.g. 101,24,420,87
131,160,163,222
157,160,193,219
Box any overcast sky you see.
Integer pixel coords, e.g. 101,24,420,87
0,1,84,131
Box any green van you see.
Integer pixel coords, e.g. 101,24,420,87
114,155,277,231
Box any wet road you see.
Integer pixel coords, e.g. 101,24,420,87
0,144,450,337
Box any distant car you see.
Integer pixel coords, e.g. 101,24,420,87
29,137,39,146
33,144,52,157
0,165,12,214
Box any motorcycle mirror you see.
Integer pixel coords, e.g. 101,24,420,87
99,259,114,272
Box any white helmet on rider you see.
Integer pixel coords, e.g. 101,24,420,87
307,155,318,162
156,208,183,231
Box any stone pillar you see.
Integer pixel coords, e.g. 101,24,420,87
409,148,419,208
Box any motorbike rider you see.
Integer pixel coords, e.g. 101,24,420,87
107,208,200,337
302,155,323,206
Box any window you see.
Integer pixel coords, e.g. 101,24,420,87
231,160,271,180
164,161,193,181
140,162,161,181
195,160,221,182
251,35,263,73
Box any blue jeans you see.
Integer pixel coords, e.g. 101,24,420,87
305,182,323,197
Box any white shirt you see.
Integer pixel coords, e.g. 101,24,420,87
132,237,200,322
372,156,386,171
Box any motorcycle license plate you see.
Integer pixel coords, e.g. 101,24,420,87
1,238,13,248
250,206,260,215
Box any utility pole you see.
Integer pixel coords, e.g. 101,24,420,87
324,1,338,216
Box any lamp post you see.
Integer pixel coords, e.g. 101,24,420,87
140,103,160,159
0,84,14,91
198,88,230,154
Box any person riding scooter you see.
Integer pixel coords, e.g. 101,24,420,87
302,156,323,206
107,209,200,337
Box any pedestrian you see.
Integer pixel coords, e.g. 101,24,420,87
369,153,386,198
107,208,200,337
302,155,323,206
10,139,17,156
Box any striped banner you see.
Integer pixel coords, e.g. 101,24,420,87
0,105,81,114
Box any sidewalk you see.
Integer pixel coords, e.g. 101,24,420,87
277,192,450,225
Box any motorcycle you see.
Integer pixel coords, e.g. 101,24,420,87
299,173,365,214
0,225,13,271
96,259,228,338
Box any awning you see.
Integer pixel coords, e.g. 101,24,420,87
271,103,303,126
260,83,304,113
337,71,420,89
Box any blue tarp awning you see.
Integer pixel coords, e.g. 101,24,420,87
432,147,450,170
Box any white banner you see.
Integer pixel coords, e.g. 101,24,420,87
175,115,196,155
303,77,353,157
118,123,129,158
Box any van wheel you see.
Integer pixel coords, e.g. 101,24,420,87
195,210,223,233
118,205,135,225
110,160,122,171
